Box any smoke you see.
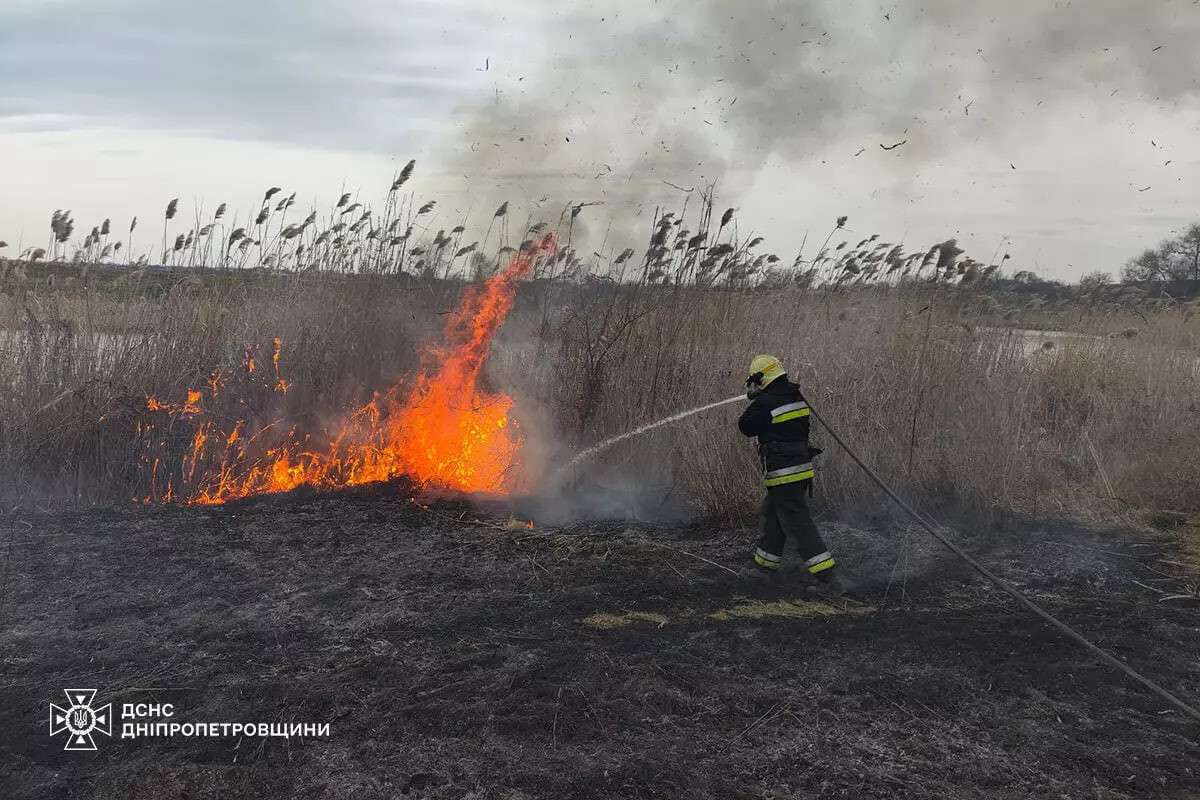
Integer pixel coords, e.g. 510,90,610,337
444,0,1200,242
450,0,1200,516
514,468,698,526
483,286,706,525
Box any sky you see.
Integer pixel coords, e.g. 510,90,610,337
2,0,1199,281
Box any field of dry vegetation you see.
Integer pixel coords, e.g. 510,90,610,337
0,182,1197,524
4,183,1200,800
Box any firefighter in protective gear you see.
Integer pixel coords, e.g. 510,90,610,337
739,355,844,593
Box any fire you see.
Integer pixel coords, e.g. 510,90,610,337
143,234,554,504
146,390,202,415
271,336,289,393
387,243,534,492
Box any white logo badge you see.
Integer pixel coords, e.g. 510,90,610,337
49,689,112,751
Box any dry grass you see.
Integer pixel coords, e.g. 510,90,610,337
581,611,670,629
539,282,1199,521
0,181,1197,521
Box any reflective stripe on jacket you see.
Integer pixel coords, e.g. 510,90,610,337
737,377,815,487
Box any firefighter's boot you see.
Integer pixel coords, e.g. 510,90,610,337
807,568,849,598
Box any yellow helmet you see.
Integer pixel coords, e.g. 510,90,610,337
748,354,786,387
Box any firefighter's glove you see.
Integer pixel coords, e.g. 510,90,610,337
745,371,764,400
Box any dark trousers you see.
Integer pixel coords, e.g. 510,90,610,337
757,480,829,565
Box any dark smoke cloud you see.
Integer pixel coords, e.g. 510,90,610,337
446,0,1200,235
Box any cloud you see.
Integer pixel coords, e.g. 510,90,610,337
3,0,1199,279
8,0,1197,177
0,0,517,149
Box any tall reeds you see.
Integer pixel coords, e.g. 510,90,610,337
0,173,1195,518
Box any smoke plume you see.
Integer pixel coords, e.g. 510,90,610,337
445,0,1200,241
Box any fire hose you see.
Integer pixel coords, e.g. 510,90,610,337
564,390,1199,723
797,388,1200,725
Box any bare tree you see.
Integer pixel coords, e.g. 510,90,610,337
1123,224,1200,284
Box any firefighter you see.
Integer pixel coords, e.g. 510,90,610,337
738,354,845,595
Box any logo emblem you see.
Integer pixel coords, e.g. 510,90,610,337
49,689,112,751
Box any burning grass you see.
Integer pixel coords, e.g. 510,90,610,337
0,173,1197,522
140,234,556,504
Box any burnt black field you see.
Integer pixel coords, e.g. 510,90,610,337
1,486,1197,799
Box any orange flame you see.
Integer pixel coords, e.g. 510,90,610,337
145,234,555,504
272,337,289,393
385,239,540,492
146,390,202,415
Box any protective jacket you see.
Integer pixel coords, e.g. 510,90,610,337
737,377,815,487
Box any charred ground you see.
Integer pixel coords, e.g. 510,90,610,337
1,486,1197,799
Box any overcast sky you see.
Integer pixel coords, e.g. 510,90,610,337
3,0,1199,281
